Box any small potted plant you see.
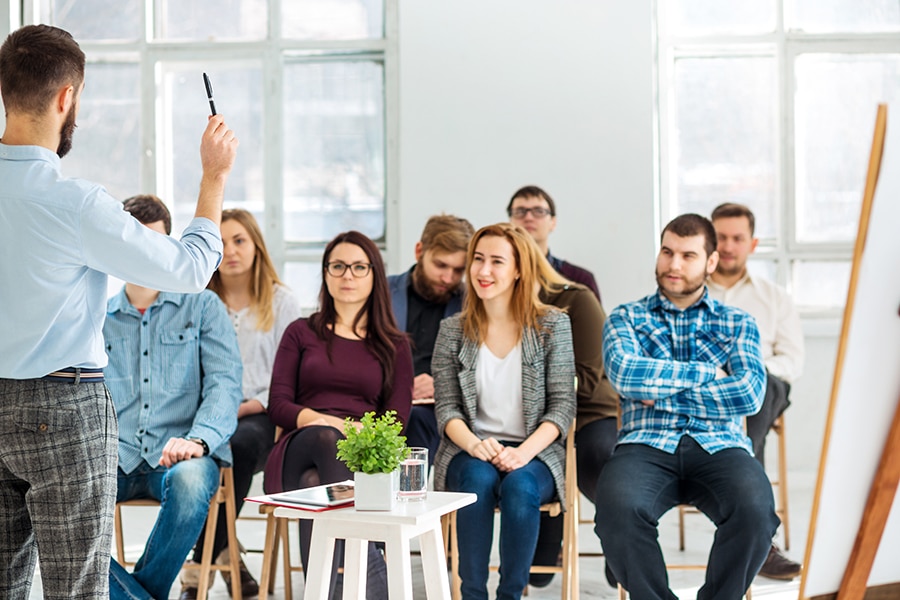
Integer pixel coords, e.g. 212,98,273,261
336,410,410,511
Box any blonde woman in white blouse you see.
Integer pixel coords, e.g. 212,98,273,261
180,209,301,599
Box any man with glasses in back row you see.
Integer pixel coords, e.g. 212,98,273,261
507,185,601,302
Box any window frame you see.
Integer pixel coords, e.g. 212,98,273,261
655,1,900,318
22,0,399,311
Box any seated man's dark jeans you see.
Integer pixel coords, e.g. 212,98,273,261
746,372,791,468
595,436,779,600
405,404,439,466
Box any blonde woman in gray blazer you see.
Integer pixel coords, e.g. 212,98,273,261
432,223,576,600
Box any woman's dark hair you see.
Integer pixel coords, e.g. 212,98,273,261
308,231,404,403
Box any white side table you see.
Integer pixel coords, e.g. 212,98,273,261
269,491,475,600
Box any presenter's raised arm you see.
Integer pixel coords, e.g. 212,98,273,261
196,115,239,226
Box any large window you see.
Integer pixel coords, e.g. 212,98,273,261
27,0,396,310
657,0,900,314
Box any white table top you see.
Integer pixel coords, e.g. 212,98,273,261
269,491,475,526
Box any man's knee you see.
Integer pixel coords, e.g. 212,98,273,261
165,458,219,506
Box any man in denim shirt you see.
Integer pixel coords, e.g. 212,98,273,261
103,195,242,600
595,214,779,600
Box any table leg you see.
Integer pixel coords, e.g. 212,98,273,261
343,538,368,600
419,523,451,600
385,530,414,599
305,528,336,600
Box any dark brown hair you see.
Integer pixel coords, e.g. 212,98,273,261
661,214,717,258
507,185,557,217
711,202,756,236
308,231,404,403
122,194,172,235
0,25,85,115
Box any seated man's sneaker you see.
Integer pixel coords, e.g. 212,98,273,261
758,544,801,580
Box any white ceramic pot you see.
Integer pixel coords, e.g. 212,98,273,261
353,470,399,511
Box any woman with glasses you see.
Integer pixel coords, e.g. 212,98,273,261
432,223,576,600
181,209,301,598
264,230,413,599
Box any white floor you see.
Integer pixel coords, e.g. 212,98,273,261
28,464,811,600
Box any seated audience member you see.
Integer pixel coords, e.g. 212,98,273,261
596,214,779,600
507,184,601,301
104,195,242,600
709,202,804,580
432,223,576,600
264,230,413,600
388,214,474,463
181,209,302,599
523,236,620,588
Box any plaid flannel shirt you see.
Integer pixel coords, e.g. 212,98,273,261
602,288,766,455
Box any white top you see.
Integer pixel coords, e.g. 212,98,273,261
227,284,302,408
473,343,526,441
708,274,804,383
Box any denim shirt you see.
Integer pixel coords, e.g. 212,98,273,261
602,289,766,455
104,289,242,473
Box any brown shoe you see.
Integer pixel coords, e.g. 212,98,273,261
221,555,260,597
178,587,198,600
758,544,801,580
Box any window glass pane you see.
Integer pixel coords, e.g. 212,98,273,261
156,0,267,41
43,0,142,41
282,0,383,40
283,61,385,243
747,259,777,283
786,0,900,33
667,0,776,36
163,65,264,235
794,54,900,243
672,56,778,239
283,262,325,313
792,261,851,309
67,62,141,202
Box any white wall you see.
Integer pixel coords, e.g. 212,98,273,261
396,0,656,310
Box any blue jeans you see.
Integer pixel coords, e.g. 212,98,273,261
446,451,556,600
595,436,779,600
109,457,220,600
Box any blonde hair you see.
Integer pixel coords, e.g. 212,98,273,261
461,223,550,344
207,209,283,332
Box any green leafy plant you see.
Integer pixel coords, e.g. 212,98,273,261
336,411,410,474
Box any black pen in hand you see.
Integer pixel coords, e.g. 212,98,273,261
202,72,217,116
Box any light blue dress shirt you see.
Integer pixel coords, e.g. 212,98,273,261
602,289,766,455
0,142,223,378
104,289,242,473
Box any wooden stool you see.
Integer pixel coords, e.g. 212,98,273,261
114,466,243,600
258,503,304,600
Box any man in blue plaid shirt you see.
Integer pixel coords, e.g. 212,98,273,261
595,214,779,600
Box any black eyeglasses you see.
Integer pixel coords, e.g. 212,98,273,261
510,207,553,219
325,262,372,278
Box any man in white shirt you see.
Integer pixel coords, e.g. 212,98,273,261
709,202,804,581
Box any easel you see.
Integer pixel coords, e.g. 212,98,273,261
801,105,900,599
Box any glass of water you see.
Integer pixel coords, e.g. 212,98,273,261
398,447,428,501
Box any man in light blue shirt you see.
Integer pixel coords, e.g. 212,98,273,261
595,214,779,600
105,195,242,600
0,25,238,598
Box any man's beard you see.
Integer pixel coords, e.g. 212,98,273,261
655,268,707,301
411,262,456,304
57,104,77,158
715,258,746,279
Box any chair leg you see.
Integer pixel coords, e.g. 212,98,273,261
197,490,220,600
222,468,243,600
449,512,461,600
775,417,790,549
114,504,126,565
678,505,686,551
258,510,279,600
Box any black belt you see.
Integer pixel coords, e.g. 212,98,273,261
42,367,105,384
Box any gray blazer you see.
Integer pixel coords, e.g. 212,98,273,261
432,309,576,503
